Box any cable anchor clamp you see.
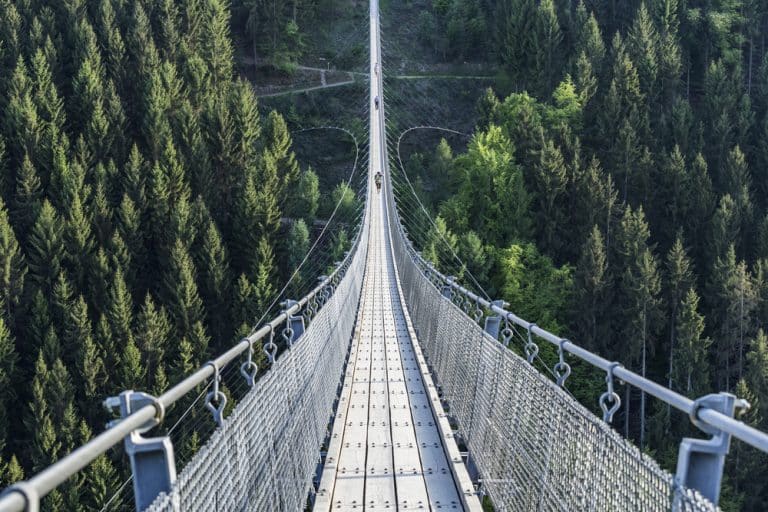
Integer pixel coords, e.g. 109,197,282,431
525,323,539,364
204,361,227,428
240,337,258,388
599,362,623,423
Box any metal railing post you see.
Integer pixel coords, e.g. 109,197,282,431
483,300,508,339
675,392,742,505
104,390,177,512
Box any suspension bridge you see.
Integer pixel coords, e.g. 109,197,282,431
2,2,768,511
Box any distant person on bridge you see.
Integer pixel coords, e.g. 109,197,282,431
375,171,382,192
374,96,380,109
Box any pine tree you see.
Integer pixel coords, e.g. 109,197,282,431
26,352,60,472
28,200,65,294
534,0,563,95
573,225,612,353
1,455,24,486
254,236,277,314
575,6,605,71
0,316,18,449
164,239,205,340
265,110,299,201
90,179,113,245
233,273,257,329
0,197,26,322
134,294,171,390
202,0,234,87
89,248,112,315
626,3,659,105
495,0,538,89
198,221,231,348
5,59,44,165
286,167,320,224
82,433,120,510
703,60,738,175
286,219,310,286
108,231,133,286
122,144,147,209
120,337,144,390
709,246,758,390
665,235,694,392
31,48,65,170
652,146,686,247
533,137,568,254
64,193,95,291
68,296,104,413
116,194,145,286
94,314,115,391
171,336,196,384
623,248,662,447
107,267,134,352
721,145,754,258
12,153,43,235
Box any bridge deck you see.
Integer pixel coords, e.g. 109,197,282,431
314,190,479,511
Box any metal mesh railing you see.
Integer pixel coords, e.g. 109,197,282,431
384,182,717,512
143,199,370,512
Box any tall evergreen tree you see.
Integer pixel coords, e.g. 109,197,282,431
0,197,26,323
27,200,65,294
163,239,205,341
134,294,171,391
572,225,612,353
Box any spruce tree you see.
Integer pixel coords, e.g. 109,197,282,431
664,235,694,390
0,316,18,450
1,455,24,486
708,246,758,389
164,239,205,341
0,197,27,322
68,296,104,413
534,0,562,95
134,294,171,391
28,200,65,294
107,267,134,352
26,352,60,472
286,220,310,287
198,220,232,347
533,137,568,254
572,225,612,353
626,3,659,105
64,193,95,291
202,0,234,87
265,110,299,200
253,236,277,315
12,153,43,235
233,273,256,330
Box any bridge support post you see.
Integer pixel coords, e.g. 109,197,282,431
675,392,740,506
483,300,508,339
104,390,177,512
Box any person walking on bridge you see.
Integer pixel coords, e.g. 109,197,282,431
374,171,382,192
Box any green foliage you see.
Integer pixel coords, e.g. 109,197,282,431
492,243,572,333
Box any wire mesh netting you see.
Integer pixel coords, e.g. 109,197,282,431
386,188,718,511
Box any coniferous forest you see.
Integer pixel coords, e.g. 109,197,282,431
0,0,365,508
1,0,768,510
